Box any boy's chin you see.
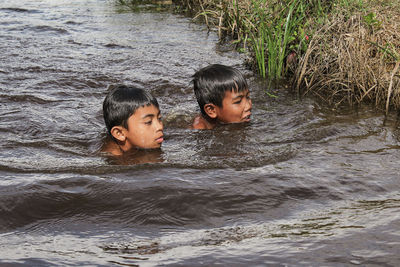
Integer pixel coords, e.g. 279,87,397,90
132,144,162,151
219,120,251,125
140,146,162,150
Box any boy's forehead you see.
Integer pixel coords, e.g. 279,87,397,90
222,88,249,101
133,104,160,117
134,103,159,111
226,87,249,95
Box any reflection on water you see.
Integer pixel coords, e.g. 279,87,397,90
0,0,400,266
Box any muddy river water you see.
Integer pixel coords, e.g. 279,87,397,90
0,0,399,266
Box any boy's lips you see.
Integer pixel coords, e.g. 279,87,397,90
156,135,164,144
242,113,252,122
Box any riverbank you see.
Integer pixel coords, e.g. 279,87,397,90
170,0,400,113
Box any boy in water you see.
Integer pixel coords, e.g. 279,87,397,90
102,85,164,156
192,64,252,129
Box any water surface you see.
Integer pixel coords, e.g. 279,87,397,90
0,0,399,266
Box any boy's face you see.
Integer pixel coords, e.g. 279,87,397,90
214,89,252,124
124,104,164,149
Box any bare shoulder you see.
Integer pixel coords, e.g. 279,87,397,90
101,138,122,156
191,114,214,130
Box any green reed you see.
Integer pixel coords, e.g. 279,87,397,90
248,0,308,80
267,0,296,80
249,0,267,78
171,0,320,80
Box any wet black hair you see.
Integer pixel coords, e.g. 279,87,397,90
192,64,248,117
103,85,159,134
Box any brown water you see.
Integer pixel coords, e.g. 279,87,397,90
1,1,400,266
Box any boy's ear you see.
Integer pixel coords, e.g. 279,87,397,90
110,126,126,142
204,103,217,119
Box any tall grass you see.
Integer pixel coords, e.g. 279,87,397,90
294,0,400,111
235,0,310,80
168,0,400,111
249,0,267,78
190,0,313,80
265,0,299,80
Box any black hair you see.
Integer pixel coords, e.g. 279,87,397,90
192,64,248,117
103,85,159,134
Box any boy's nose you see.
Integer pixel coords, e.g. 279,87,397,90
245,98,252,111
155,120,163,131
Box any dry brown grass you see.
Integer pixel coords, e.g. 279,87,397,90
174,0,400,112
293,1,400,113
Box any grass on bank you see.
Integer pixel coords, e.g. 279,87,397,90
294,0,400,113
172,0,400,113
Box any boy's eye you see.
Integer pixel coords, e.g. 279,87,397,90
144,120,152,125
233,98,242,104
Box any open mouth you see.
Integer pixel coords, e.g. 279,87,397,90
243,114,251,121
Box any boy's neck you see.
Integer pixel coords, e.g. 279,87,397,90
192,114,217,129
102,136,125,156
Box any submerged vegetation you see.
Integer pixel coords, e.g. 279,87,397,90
117,0,400,113
115,0,173,12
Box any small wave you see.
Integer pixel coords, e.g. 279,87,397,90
0,171,327,231
27,25,69,35
0,94,60,104
0,8,40,13
104,43,130,49
98,195,400,265
64,20,83,25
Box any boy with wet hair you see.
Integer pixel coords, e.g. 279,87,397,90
192,64,252,129
102,85,164,156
